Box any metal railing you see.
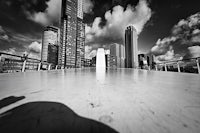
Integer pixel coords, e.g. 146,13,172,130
0,52,62,73
154,57,200,74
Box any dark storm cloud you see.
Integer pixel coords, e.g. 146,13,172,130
0,0,48,58
0,0,49,14
0,0,47,33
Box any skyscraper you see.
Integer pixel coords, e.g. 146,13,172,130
47,45,59,65
76,0,85,68
58,0,85,68
59,0,77,68
110,43,125,68
41,26,59,63
125,25,138,68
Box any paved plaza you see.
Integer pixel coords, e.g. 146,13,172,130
0,68,200,133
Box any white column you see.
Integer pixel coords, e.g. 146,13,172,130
155,65,158,71
196,59,200,74
96,48,106,69
164,64,167,72
177,62,181,73
48,64,51,70
38,62,41,71
22,60,26,72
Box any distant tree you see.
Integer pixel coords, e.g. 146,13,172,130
21,53,29,61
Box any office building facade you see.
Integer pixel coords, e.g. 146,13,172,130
138,53,155,69
110,43,125,68
59,0,77,68
41,26,59,63
48,45,59,65
125,25,138,68
58,0,85,68
76,0,85,68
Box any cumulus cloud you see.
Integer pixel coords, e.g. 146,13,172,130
151,12,200,62
0,26,9,41
155,46,182,62
83,0,94,14
0,48,16,55
28,41,42,54
26,0,94,26
85,0,152,47
186,46,200,58
151,37,177,56
0,26,5,33
27,0,62,26
85,45,97,59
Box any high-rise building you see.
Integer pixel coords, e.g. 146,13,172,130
58,0,85,68
76,0,85,68
110,43,125,68
138,53,155,69
41,26,59,63
59,0,77,68
125,25,138,68
47,45,59,65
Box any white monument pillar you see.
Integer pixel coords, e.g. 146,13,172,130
96,48,106,69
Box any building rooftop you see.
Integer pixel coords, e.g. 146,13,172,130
0,68,200,133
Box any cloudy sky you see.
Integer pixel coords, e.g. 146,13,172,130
0,0,200,62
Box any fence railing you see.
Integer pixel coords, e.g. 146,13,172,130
0,52,62,73
153,57,200,74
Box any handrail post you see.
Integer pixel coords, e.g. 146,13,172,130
22,60,26,72
177,61,181,73
196,58,200,74
164,63,167,72
38,62,41,71
48,64,51,70
0,54,2,61
155,65,158,71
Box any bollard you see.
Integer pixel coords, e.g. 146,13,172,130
196,59,200,74
177,62,181,73
38,62,41,71
55,65,58,70
164,64,167,72
22,60,26,72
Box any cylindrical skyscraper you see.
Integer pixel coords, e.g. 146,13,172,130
41,26,59,63
125,25,138,68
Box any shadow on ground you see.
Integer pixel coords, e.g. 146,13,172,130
0,96,25,109
0,102,118,133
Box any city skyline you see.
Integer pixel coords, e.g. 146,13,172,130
0,0,199,63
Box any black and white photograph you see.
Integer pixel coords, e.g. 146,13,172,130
0,0,200,132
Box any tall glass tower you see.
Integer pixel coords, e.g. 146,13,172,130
58,0,85,68
125,25,138,68
76,0,85,68
59,0,77,68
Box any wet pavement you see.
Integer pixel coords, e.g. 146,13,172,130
0,68,200,133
